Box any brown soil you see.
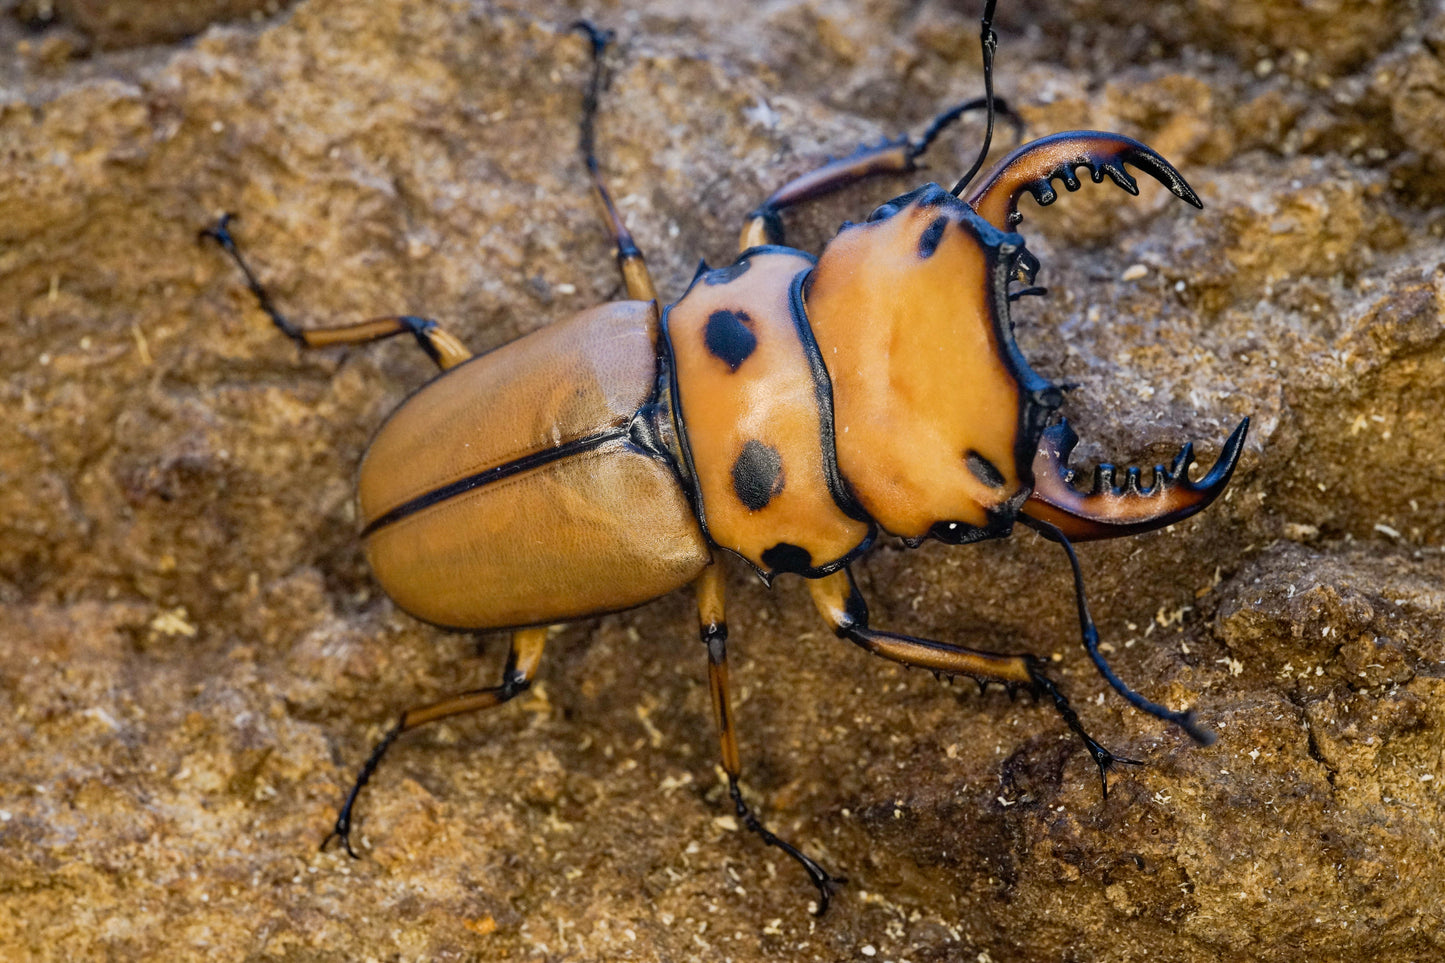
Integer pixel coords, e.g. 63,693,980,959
1,0,1442,960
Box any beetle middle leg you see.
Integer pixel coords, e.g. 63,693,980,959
808,567,1137,797
573,21,658,304
200,214,474,370
694,562,842,915
322,625,547,858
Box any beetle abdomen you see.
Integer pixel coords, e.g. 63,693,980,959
358,300,710,629
664,248,872,580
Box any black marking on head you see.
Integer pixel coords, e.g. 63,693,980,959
866,202,901,223
760,542,813,574
731,440,784,511
704,309,757,372
864,184,959,227
966,450,1007,488
913,184,951,208
918,216,948,258
705,259,752,285
929,503,1017,546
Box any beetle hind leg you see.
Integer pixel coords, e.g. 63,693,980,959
809,567,1137,798
694,563,842,915
200,214,473,371
322,626,547,858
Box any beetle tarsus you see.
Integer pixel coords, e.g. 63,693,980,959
200,213,309,347
321,718,405,859
728,778,842,916
571,19,614,162
570,18,659,302
1026,659,1142,799
570,18,612,52
1020,516,1217,747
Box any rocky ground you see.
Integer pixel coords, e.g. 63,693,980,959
2,0,1443,960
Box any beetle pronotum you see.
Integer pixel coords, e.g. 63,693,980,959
204,2,1248,914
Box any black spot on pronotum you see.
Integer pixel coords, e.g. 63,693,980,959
704,309,757,372
704,259,751,285
761,542,812,574
731,440,784,511
918,216,948,258
966,450,1007,488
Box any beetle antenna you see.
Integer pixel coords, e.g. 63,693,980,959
951,0,1000,196
1018,514,1216,746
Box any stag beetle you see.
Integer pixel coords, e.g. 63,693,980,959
203,2,1248,915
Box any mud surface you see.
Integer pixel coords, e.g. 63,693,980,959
2,0,1443,960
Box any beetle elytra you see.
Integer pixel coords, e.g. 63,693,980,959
204,4,1248,914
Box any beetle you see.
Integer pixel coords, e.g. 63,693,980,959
203,3,1248,914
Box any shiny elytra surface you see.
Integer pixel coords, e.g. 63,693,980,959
359,300,709,628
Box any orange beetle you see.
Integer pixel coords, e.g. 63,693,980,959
205,6,1247,914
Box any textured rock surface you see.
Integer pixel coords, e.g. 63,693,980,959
2,0,1443,960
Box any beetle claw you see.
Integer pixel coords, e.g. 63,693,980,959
1089,740,1146,800
321,819,361,860
1021,416,1249,541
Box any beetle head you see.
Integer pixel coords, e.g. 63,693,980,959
805,184,1061,543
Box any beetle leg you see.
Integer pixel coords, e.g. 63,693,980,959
200,214,474,370
738,97,1023,251
573,21,658,304
809,567,1138,797
694,563,842,915
322,626,547,858
1018,514,1216,748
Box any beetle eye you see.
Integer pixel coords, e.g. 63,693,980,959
865,202,900,223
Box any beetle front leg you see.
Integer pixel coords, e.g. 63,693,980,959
693,563,842,915
808,567,1137,797
200,214,474,371
1019,515,1215,746
738,97,1022,251
323,625,547,858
